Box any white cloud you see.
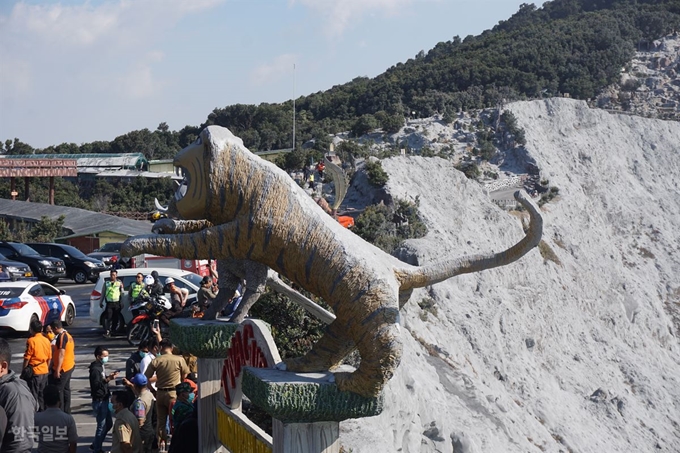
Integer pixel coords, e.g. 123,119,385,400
291,0,414,36
0,1,224,96
116,62,166,99
3,2,120,47
251,54,298,86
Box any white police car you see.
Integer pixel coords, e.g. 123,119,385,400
0,281,76,332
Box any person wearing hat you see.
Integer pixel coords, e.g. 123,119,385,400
159,278,187,327
129,373,155,453
171,382,195,430
196,276,218,315
144,339,189,445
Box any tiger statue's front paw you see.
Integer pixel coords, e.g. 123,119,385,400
121,235,156,257
152,218,178,234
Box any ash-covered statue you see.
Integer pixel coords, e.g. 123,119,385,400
122,126,542,398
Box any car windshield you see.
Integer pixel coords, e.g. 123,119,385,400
100,243,121,252
0,287,24,298
60,244,88,258
12,243,40,255
0,253,7,260
181,273,203,287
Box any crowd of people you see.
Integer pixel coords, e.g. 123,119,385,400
0,324,199,453
87,327,197,453
0,262,254,453
0,274,205,453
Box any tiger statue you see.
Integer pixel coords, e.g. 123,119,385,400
122,125,542,398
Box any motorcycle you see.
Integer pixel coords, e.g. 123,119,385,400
126,293,172,346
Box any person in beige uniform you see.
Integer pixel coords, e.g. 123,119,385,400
111,390,142,453
143,339,189,444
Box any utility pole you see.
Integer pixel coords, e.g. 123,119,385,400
293,63,296,150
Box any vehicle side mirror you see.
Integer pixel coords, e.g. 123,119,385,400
59,289,66,295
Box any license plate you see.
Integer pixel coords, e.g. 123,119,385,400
57,267,64,272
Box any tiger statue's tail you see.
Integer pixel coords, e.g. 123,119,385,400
396,190,543,291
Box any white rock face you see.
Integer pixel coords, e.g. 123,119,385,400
339,98,680,453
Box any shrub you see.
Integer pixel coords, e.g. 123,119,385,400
455,162,480,180
365,160,389,187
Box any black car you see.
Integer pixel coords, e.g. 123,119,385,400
28,243,107,284
87,242,130,268
0,253,34,281
0,242,67,284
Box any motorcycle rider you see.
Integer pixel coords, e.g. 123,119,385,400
159,278,187,327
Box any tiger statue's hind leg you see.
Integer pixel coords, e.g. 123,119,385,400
284,284,402,397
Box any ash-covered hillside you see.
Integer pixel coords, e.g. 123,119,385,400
339,98,680,453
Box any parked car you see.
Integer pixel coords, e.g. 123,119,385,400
0,253,34,281
87,242,131,268
0,242,66,285
89,268,203,328
0,281,76,332
27,243,107,284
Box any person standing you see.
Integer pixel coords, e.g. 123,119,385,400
0,264,10,281
110,390,142,453
170,382,195,430
48,319,75,414
125,340,148,381
101,270,124,337
126,374,155,453
139,336,159,391
0,337,38,453
143,339,189,445
22,318,51,411
0,405,7,451
33,384,78,453
89,346,118,453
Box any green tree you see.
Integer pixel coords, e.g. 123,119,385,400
364,160,389,187
29,215,66,242
351,114,379,137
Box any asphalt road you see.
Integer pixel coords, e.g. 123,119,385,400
1,281,137,453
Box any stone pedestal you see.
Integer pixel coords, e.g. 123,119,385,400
170,318,240,453
242,366,383,453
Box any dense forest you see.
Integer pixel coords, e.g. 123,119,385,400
2,0,678,161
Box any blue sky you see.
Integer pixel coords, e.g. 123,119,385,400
0,0,547,149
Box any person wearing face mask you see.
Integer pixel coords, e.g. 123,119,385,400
110,390,142,453
88,346,118,453
125,340,149,381
171,382,195,430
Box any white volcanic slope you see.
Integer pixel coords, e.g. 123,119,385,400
339,98,680,453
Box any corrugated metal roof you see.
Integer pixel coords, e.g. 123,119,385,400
93,170,182,180
0,199,153,239
0,153,147,169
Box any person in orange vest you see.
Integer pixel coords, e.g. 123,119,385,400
22,318,52,411
49,319,76,414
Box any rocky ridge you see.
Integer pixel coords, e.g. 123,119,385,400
338,97,680,453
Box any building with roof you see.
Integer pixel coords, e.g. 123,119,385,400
0,199,152,253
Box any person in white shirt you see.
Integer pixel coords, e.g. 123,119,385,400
139,334,160,390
